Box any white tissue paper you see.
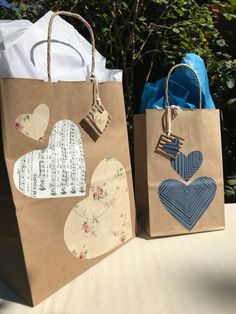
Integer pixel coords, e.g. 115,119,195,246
0,19,32,50
0,11,122,82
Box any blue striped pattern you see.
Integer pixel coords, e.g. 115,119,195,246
171,151,202,182
158,176,216,230
162,138,180,158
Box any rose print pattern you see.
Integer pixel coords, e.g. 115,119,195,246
81,222,90,233
64,158,133,260
111,213,131,245
15,120,24,131
91,186,108,201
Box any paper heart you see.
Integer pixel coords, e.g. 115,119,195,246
171,151,203,181
64,157,132,260
93,110,109,133
13,120,86,198
162,138,180,159
15,104,50,141
158,176,216,230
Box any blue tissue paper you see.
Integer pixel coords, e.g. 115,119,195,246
140,53,215,112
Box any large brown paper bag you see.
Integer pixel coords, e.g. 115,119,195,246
134,63,224,237
0,11,135,306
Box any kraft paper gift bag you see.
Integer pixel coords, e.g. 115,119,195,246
0,11,135,306
134,63,225,237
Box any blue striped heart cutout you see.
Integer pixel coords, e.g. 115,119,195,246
158,177,216,230
171,151,203,182
158,176,216,230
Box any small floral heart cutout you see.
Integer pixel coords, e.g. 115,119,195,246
64,157,133,260
15,104,50,141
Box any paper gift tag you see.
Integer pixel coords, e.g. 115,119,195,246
80,100,111,142
64,157,132,260
13,119,86,198
15,103,50,141
155,133,184,159
93,109,109,133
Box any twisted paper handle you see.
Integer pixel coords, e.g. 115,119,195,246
47,11,96,82
165,63,202,135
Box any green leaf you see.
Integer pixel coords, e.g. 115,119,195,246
216,39,226,47
199,18,206,23
139,16,146,22
225,186,235,196
121,1,128,9
175,8,184,16
101,27,109,34
223,13,233,21
229,0,236,5
152,0,168,4
227,98,236,106
227,179,236,186
227,78,235,89
173,28,180,34
180,41,189,48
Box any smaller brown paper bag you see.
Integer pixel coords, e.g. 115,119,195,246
134,63,225,237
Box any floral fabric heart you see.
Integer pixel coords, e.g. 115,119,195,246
158,176,216,230
15,104,50,141
13,120,86,198
64,157,132,260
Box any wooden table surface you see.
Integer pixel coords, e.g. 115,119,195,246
1,204,236,314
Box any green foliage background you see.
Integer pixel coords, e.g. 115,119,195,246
1,0,236,201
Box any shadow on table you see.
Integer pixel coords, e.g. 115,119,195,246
136,223,153,240
0,280,27,306
200,273,236,305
